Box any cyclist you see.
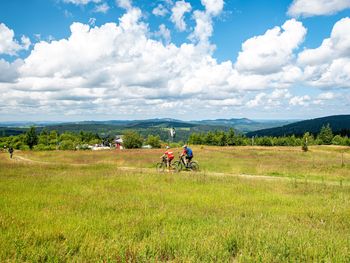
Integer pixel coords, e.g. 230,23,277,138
181,145,193,167
160,146,174,170
8,147,14,159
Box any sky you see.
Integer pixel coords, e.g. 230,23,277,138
0,0,350,121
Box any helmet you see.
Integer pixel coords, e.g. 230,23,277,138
182,144,187,148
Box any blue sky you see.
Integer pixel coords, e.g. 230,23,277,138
0,0,350,121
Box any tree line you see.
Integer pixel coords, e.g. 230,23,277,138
188,124,350,147
0,124,349,151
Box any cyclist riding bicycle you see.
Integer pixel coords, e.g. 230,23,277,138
160,146,174,170
181,145,193,167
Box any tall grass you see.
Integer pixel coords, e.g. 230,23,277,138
0,147,349,261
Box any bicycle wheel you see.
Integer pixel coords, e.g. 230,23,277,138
156,162,165,173
173,161,183,173
189,161,199,171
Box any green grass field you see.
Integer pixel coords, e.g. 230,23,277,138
0,146,349,261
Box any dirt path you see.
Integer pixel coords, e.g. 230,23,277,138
10,155,348,186
11,155,89,166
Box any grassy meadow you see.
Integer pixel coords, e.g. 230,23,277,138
0,146,350,261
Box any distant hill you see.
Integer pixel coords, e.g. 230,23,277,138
246,115,350,137
0,117,296,139
192,118,295,133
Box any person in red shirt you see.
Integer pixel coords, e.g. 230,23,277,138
161,146,174,170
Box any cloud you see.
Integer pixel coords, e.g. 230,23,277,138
201,0,224,16
235,19,306,75
0,59,22,83
208,98,242,106
189,0,224,46
246,93,266,108
0,23,31,55
154,24,171,45
1,1,348,119
288,0,350,17
246,89,292,109
93,3,109,13
7,5,242,117
270,89,292,100
152,4,168,17
317,92,335,100
289,95,310,106
63,0,101,5
298,17,350,88
170,1,192,31
116,0,132,10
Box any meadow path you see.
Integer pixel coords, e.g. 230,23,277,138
8,154,348,187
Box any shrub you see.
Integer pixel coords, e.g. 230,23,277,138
146,135,161,148
59,140,75,150
123,130,143,149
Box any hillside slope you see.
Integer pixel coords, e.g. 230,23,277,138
246,115,350,137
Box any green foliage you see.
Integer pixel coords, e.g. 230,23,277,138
34,144,55,151
38,129,49,146
227,128,235,145
188,133,204,145
318,124,334,145
59,140,75,150
25,126,38,149
123,130,143,149
332,135,344,145
146,135,161,148
302,133,309,152
256,136,273,146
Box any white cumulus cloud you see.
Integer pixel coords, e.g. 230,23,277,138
0,23,31,56
116,0,132,10
288,0,350,17
189,0,224,46
289,95,310,106
170,0,192,31
201,0,224,16
235,19,306,75
298,17,350,88
152,4,168,17
94,3,109,13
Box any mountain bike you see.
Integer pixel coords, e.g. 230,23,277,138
173,155,199,172
156,156,176,172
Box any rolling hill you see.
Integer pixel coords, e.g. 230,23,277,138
246,115,350,137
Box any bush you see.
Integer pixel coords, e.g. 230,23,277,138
59,140,75,150
332,135,344,145
33,144,55,151
19,145,30,151
123,130,143,149
146,135,161,148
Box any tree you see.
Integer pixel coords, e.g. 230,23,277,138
38,129,49,146
332,135,344,145
302,132,309,152
123,130,143,149
188,133,203,145
25,126,38,149
318,124,333,145
146,135,161,148
227,128,235,146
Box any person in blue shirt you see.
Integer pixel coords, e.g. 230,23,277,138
181,145,193,167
